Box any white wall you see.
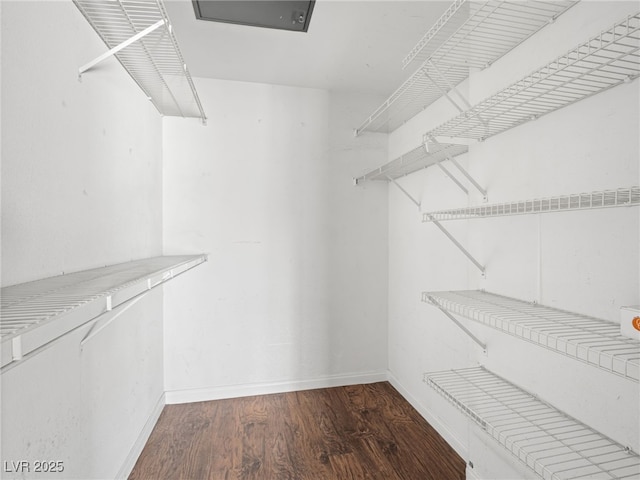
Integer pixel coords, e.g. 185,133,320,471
0,291,164,480
1,2,164,478
387,2,640,479
162,78,389,401
1,1,163,287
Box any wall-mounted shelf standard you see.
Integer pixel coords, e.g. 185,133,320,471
355,0,577,135
422,186,640,221
425,366,640,480
428,13,640,141
73,0,207,123
0,255,207,370
422,290,640,381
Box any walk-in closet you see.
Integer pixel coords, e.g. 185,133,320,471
1,1,638,478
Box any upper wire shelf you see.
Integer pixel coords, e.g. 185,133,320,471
355,12,640,186
428,12,640,141
73,0,207,122
354,142,468,184
355,0,577,135
0,255,207,369
422,186,640,221
425,366,640,479
422,290,640,382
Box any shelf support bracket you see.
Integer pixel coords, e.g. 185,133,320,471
436,162,468,194
424,71,464,113
424,213,485,275
429,136,487,200
422,139,468,195
79,19,166,76
426,61,492,132
387,176,421,208
426,60,473,111
425,295,487,351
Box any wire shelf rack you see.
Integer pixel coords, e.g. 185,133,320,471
422,290,640,382
0,255,207,368
428,12,640,141
354,142,468,184
356,12,640,186
425,366,640,480
356,0,577,135
422,186,640,221
73,0,206,122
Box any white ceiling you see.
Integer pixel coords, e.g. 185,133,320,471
164,0,451,95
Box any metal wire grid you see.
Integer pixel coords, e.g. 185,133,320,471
422,186,640,221
401,0,469,70
403,1,576,69
0,255,206,341
73,0,206,121
428,13,640,140
355,62,470,135
424,367,640,479
355,0,576,135
354,142,468,184
422,290,640,382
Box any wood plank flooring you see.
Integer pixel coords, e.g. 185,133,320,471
129,382,466,480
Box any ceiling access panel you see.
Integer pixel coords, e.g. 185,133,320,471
192,1,315,32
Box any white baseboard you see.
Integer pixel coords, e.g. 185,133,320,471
116,392,166,480
465,464,482,480
165,371,388,404
117,373,477,479
386,371,468,462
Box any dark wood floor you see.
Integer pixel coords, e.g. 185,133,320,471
129,382,466,480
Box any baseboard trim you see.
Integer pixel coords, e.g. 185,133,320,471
465,464,482,480
165,371,388,405
386,371,469,462
117,373,473,478
116,392,166,480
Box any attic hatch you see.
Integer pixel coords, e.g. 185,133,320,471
193,1,315,32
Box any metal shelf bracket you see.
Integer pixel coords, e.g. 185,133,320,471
424,213,485,275
387,176,421,208
428,136,487,200
79,19,166,77
424,294,487,352
426,60,472,113
423,141,469,194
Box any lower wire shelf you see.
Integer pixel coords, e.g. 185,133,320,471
0,254,207,369
422,186,640,222
425,366,640,480
422,290,640,382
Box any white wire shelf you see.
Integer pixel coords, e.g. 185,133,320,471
357,13,640,186
0,255,207,369
425,366,640,480
355,142,468,184
427,12,640,141
356,0,577,135
73,0,206,122
422,290,640,382
422,186,640,221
